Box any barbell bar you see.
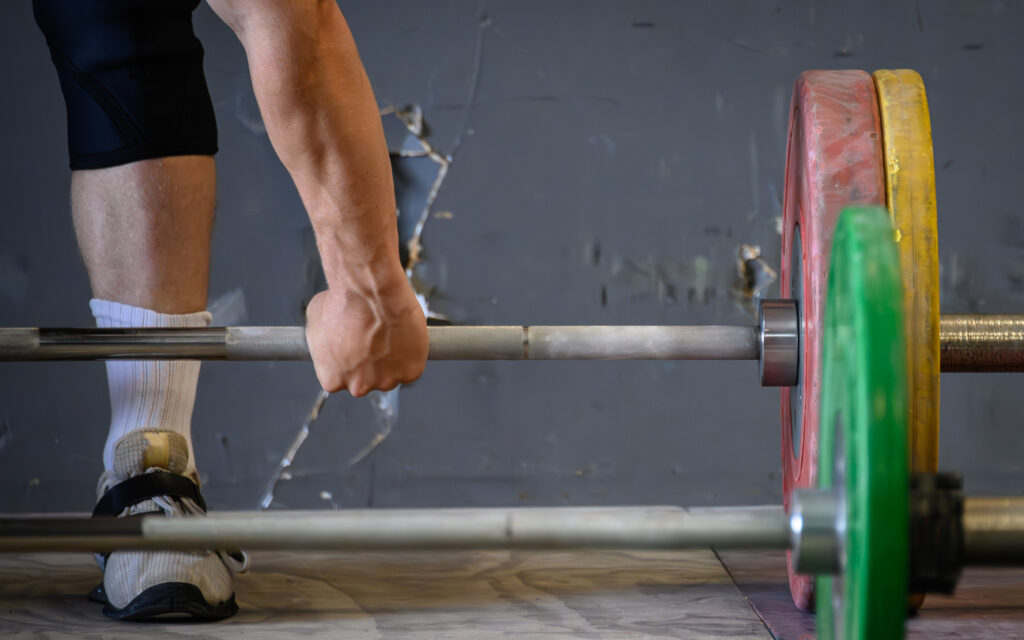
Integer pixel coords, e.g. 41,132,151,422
0,324,761,363
0,505,790,553
0,309,1021,379
0,497,1021,557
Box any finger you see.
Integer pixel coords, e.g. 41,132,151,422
310,355,345,393
347,373,370,398
399,363,425,384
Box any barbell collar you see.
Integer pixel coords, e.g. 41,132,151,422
789,488,842,575
759,299,800,387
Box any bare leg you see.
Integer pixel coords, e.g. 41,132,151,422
73,155,216,476
71,155,215,313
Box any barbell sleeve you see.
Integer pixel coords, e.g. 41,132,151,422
962,496,1024,565
939,315,1024,372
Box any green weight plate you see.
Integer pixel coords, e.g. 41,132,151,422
816,206,909,640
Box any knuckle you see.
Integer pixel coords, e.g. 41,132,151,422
322,376,344,394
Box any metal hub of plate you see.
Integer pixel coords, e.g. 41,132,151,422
759,299,800,387
790,485,842,575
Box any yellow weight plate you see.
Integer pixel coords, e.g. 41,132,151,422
873,69,940,476
873,69,940,610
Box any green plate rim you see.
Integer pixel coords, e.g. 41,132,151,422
815,206,909,640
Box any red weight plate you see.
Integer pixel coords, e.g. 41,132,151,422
779,70,885,611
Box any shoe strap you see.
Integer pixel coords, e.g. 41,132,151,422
93,471,207,517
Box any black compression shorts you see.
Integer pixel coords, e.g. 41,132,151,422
33,0,217,170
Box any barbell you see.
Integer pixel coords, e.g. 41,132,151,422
1,311,1022,371
3,207,1023,640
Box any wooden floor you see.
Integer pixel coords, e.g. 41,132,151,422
719,550,1024,640
0,549,772,639
5,548,1023,638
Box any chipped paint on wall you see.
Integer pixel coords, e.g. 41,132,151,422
388,12,490,320
600,252,719,307
731,244,777,315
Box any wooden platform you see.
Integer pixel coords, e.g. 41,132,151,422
0,549,772,639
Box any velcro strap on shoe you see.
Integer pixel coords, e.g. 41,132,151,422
93,471,207,517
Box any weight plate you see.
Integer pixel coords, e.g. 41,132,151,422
873,67,941,499
816,206,909,640
874,69,940,612
780,69,886,610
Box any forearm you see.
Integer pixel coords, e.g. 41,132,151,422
216,1,402,289
209,0,427,395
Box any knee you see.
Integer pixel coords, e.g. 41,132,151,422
33,0,218,170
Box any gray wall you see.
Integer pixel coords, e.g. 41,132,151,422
1,1,1022,512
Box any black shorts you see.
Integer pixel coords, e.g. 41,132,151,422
33,0,217,170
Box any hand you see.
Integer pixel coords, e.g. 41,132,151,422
305,275,428,397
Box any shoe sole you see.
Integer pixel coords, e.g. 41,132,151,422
89,581,238,621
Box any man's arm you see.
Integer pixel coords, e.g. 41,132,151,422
208,0,428,396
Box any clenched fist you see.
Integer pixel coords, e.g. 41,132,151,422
305,276,428,397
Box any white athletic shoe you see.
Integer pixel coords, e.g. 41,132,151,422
89,430,245,620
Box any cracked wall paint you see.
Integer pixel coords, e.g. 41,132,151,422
261,387,401,509
348,387,400,466
389,12,490,318
261,389,329,509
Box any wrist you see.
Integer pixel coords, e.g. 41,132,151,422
323,254,410,298
314,222,407,290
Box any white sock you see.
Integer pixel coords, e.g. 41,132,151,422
90,299,211,480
